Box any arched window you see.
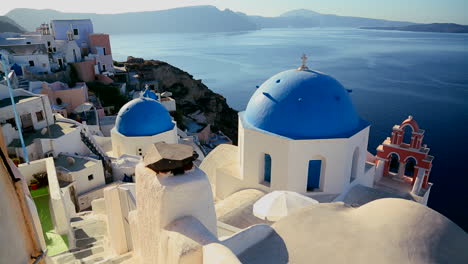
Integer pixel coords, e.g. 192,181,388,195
405,157,417,177
402,125,413,145
263,154,272,183
389,153,399,174
307,160,322,191
350,148,360,183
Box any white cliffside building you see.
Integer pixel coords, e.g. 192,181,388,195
0,44,51,75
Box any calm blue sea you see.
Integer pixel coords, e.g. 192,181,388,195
110,28,468,230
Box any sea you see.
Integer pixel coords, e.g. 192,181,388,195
110,28,468,231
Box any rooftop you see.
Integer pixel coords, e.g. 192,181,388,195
374,176,429,201
46,81,86,91
238,199,468,264
51,19,92,23
8,121,78,147
54,154,97,172
99,115,116,126
0,43,48,56
342,184,415,206
0,95,37,108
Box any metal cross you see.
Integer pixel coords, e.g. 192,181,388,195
301,54,308,67
298,54,309,71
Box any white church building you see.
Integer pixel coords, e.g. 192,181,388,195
202,59,375,200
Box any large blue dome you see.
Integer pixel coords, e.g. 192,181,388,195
244,69,364,139
115,98,174,137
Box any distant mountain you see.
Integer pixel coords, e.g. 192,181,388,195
280,9,321,17
0,16,25,33
6,6,421,34
362,23,468,33
250,9,415,28
6,6,258,34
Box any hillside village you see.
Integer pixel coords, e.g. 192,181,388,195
0,19,467,264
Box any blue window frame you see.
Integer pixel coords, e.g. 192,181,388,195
264,154,272,183
307,160,322,190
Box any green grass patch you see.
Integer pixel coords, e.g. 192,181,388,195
33,194,69,256
30,186,49,198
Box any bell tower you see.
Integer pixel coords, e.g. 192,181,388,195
375,116,434,195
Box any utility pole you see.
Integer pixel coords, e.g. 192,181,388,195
1,56,29,163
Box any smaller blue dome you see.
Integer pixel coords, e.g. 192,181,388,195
142,88,158,100
115,98,174,137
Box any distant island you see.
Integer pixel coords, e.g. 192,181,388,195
362,23,468,33
248,9,414,29
5,6,415,34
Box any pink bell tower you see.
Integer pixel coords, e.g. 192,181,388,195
375,116,434,195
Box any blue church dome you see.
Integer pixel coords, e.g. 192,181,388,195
244,68,364,139
142,88,158,100
115,98,174,137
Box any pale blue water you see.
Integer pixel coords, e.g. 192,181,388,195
110,28,468,230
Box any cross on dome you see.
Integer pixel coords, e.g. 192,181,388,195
298,54,309,71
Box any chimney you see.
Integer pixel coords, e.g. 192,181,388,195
134,142,216,263
143,142,198,176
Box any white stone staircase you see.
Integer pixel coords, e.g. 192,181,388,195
49,214,134,264
17,76,30,90
55,117,114,183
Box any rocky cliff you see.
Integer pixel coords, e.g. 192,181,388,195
124,58,238,143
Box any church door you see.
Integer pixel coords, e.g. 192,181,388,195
307,160,322,191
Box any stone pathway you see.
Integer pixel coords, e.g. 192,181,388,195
49,213,134,264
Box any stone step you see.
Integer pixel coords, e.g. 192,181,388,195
392,176,406,182
75,236,106,248
73,222,107,240
70,217,103,228
51,245,105,264
80,252,108,264
70,216,86,223
109,253,133,264
94,252,133,264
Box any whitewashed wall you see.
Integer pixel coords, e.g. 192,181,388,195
104,183,136,255
95,54,114,73
0,95,53,131
62,41,81,63
40,128,89,157
160,98,176,112
58,157,105,196
204,114,371,199
110,123,178,157
1,123,17,146
18,158,71,235
134,165,217,263
8,54,50,74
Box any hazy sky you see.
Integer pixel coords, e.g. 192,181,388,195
1,0,467,24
